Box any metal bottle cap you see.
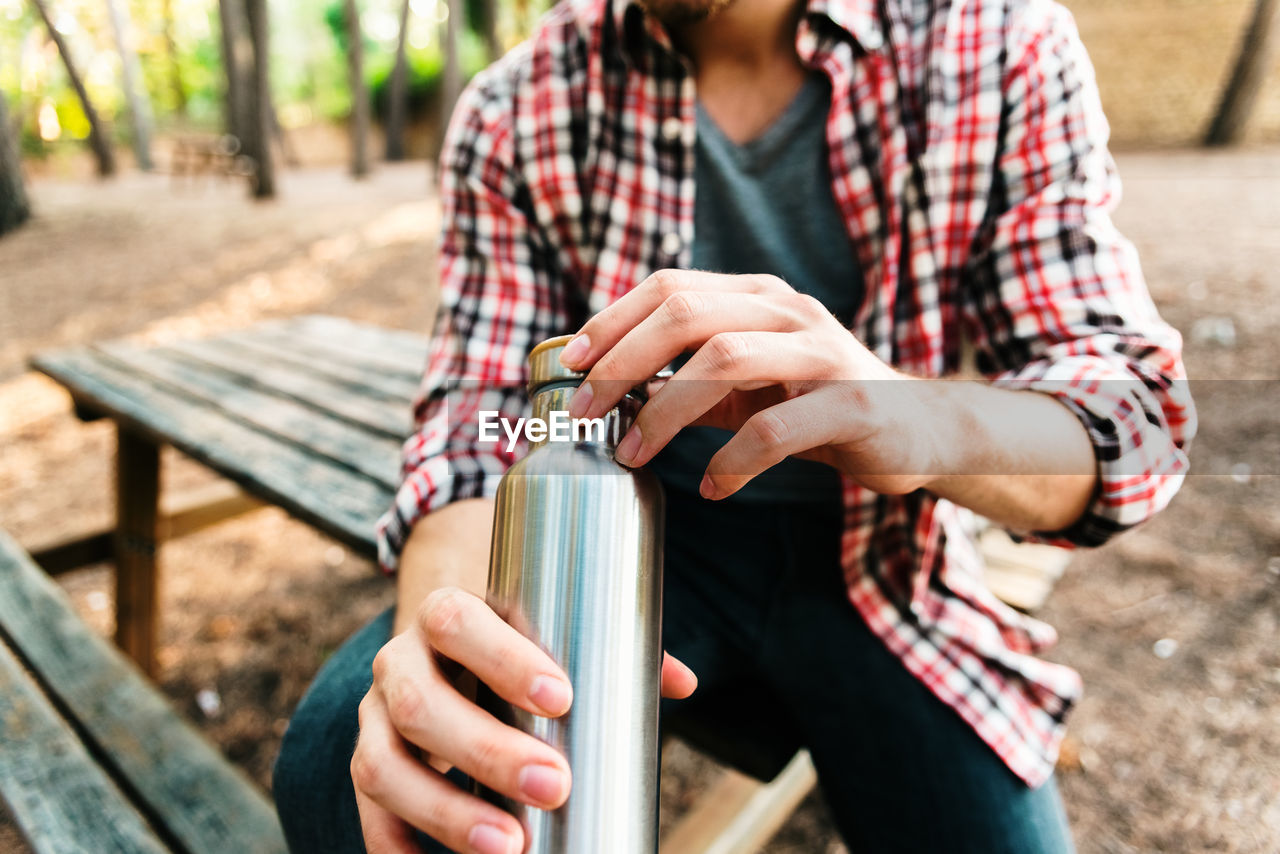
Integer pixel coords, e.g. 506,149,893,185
528,335,666,399
528,335,584,394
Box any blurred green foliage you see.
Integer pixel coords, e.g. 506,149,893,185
0,0,549,160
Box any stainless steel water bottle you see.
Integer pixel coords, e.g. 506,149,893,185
478,334,664,853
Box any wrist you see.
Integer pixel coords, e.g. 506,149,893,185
393,498,495,634
915,379,979,495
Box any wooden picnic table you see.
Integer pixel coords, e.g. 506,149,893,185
30,314,427,678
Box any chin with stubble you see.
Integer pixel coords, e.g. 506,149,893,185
639,0,737,25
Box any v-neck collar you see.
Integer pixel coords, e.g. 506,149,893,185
695,74,829,174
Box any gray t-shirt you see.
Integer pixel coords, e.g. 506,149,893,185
649,73,865,503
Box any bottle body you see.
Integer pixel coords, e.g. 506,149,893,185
479,364,664,853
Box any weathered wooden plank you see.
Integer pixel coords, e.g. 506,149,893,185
978,527,1071,613
220,330,422,401
0,638,172,854
27,483,267,578
72,401,110,423
30,531,114,576
31,349,387,557
157,481,266,541
245,322,425,385
0,529,287,854
163,337,414,439
96,343,402,488
289,314,429,365
660,750,817,854
114,427,161,677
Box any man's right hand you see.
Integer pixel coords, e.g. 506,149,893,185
351,585,697,854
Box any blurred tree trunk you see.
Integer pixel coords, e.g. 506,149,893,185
438,0,464,156
384,0,410,161
104,0,154,170
0,92,31,237
1206,0,1280,146
218,0,252,142
161,0,188,116
476,0,500,62
343,0,370,177
31,0,116,177
241,0,275,198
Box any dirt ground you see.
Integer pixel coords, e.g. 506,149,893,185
0,150,1277,853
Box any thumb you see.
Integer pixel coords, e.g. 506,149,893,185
660,651,698,699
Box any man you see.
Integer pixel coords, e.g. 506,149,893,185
272,0,1194,851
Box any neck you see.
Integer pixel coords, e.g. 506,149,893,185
664,0,810,144
670,0,806,73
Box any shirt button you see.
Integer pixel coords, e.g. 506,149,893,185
661,232,683,256
861,29,883,51
660,116,683,141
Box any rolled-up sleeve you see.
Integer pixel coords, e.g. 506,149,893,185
375,68,573,572
963,3,1196,548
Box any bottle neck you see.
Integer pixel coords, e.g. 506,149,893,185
529,384,641,451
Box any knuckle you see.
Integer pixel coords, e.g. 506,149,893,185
350,748,383,796
464,732,509,777
794,293,829,320
422,587,468,647
662,291,705,327
705,332,750,374
753,273,790,293
592,349,621,379
484,640,523,685
838,381,873,414
370,645,392,684
416,798,456,843
384,679,426,731
649,268,683,298
748,410,791,450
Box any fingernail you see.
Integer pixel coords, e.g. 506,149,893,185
560,334,590,367
529,675,572,715
468,823,516,854
614,426,643,466
568,382,594,419
699,474,717,500
518,764,568,806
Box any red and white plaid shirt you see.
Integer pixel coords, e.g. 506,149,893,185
377,0,1194,786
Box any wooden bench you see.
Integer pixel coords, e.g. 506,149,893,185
28,315,1067,853
169,135,256,190
0,529,286,853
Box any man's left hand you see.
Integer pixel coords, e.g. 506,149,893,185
560,269,948,499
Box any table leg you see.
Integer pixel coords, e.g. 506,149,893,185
113,426,160,678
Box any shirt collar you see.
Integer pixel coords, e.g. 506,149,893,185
608,0,887,66
806,0,885,51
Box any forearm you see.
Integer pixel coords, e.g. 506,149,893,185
393,497,496,634
925,382,1097,533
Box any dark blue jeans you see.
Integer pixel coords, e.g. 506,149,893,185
273,489,1075,853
